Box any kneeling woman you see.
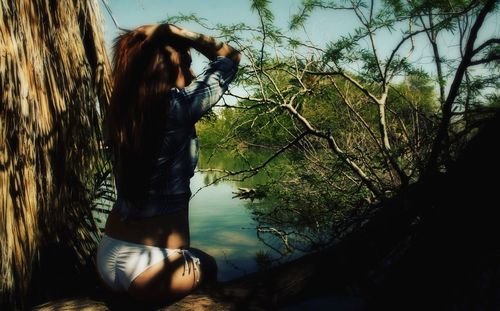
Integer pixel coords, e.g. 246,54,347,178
96,23,240,301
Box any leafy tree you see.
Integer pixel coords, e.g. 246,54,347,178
171,0,499,254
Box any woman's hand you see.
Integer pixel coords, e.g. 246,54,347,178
142,23,240,64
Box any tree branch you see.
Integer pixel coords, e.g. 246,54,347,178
472,38,500,56
281,103,382,196
384,27,425,81
469,55,500,66
331,79,383,152
303,69,381,105
425,0,497,176
191,132,308,198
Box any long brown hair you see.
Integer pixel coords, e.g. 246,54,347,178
107,26,187,200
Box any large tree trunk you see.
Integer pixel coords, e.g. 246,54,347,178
0,1,111,309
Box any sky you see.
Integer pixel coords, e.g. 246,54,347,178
98,0,342,47
99,0,499,49
98,0,358,70
98,0,500,93
98,0,360,102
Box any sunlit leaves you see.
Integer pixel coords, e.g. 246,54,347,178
323,35,361,64
163,13,209,27
180,0,497,254
251,0,275,24
290,0,321,30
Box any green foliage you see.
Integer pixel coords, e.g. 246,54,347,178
290,0,321,30
197,63,439,251
180,0,498,253
251,0,274,23
88,151,116,230
324,35,360,64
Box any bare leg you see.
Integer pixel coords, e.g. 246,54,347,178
128,248,217,302
187,247,218,285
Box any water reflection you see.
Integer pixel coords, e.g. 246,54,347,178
190,148,306,281
190,149,279,281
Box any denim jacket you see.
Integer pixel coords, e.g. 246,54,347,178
113,56,238,219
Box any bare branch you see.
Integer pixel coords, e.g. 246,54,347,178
243,45,269,102
472,38,500,56
331,79,383,151
191,132,308,198
420,11,446,105
351,0,369,26
469,55,500,66
253,2,267,70
366,0,385,86
280,103,382,196
303,69,381,105
256,227,294,254
425,0,498,175
385,27,425,81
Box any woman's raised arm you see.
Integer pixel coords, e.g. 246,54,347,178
158,24,241,64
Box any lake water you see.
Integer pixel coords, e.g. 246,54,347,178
189,170,270,281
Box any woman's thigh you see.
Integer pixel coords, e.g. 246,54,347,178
127,248,216,302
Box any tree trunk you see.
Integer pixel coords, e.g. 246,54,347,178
0,1,111,309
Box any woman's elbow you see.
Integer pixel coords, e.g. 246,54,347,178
218,44,241,65
231,50,241,65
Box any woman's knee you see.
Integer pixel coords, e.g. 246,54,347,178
128,254,193,302
188,248,218,284
127,249,217,302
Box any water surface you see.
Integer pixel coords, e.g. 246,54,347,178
189,171,267,281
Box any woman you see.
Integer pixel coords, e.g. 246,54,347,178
96,23,240,302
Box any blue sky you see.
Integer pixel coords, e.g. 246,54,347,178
99,1,499,60
99,0,499,91
99,0,357,58
98,0,361,99
101,0,297,48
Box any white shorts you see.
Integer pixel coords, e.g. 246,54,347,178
96,234,200,292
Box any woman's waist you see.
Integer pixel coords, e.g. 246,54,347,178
104,210,190,248
113,192,190,218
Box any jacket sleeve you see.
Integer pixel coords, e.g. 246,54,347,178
169,56,238,125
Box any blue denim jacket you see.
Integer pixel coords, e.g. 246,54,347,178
113,56,238,219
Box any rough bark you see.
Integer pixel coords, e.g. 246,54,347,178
0,0,111,308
